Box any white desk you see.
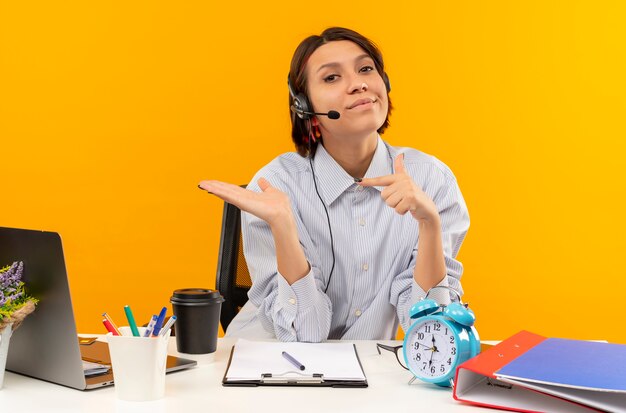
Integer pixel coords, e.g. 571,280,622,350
0,338,482,413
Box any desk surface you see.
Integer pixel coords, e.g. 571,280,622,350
0,338,483,413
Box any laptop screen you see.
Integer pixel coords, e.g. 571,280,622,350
1,227,88,389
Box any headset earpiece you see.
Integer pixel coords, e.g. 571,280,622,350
288,76,313,120
292,95,312,120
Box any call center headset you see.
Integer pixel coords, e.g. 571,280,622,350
287,72,391,294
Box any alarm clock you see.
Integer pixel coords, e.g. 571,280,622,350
403,286,480,387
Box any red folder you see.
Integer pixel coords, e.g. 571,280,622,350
453,331,612,413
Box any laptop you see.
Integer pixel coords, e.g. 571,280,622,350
0,226,197,390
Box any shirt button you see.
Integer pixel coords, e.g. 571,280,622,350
358,218,366,226
355,309,362,317
362,263,369,271
288,298,296,305
356,185,364,192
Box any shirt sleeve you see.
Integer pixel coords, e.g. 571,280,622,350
241,179,333,343
389,166,470,333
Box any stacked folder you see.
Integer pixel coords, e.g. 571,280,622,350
453,330,626,412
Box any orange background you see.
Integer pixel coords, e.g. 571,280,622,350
1,1,625,341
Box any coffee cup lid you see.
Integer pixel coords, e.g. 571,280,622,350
170,288,224,305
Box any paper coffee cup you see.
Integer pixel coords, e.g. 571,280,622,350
170,288,224,354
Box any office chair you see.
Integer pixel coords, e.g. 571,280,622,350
216,197,252,331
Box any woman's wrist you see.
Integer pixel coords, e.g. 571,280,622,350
268,208,298,238
417,211,441,229
269,209,310,284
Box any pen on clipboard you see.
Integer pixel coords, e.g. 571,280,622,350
282,351,305,371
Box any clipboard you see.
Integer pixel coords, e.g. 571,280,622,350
222,339,368,388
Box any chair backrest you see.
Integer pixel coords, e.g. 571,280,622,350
216,198,252,331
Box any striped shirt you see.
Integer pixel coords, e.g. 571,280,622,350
225,136,470,342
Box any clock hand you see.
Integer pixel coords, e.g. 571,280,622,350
415,342,433,351
428,345,435,368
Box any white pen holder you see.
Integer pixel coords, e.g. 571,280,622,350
107,327,171,401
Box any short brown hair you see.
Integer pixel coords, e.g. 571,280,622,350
288,27,393,157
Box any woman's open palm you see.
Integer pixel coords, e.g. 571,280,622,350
198,178,292,227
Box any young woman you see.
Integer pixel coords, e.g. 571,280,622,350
199,27,469,342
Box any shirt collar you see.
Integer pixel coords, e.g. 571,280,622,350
312,136,393,205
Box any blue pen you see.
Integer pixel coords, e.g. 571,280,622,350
124,305,140,337
151,307,167,336
143,315,158,337
282,351,305,371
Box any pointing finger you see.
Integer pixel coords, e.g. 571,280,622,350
358,175,396,187
394,154,406,175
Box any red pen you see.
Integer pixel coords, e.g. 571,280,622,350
102,318,120,335
102,312,121,335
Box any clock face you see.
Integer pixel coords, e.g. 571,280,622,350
405,318,458,379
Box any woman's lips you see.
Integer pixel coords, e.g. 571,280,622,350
348,98,376,109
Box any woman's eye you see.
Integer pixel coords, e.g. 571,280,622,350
360,65,374,73
324,74,339,83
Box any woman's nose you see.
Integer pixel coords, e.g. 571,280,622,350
349,80,368,94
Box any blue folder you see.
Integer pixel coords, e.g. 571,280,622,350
493,336,626,412
497,338,626,392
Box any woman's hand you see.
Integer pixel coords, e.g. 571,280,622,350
359,154,440,224
198,178,293,228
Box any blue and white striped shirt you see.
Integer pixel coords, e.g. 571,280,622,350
225,136,470,342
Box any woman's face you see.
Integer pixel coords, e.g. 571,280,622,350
305,40,389,138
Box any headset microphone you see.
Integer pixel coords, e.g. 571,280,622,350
290,106,341,120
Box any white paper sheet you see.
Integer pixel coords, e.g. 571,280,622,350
225,339,366,382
